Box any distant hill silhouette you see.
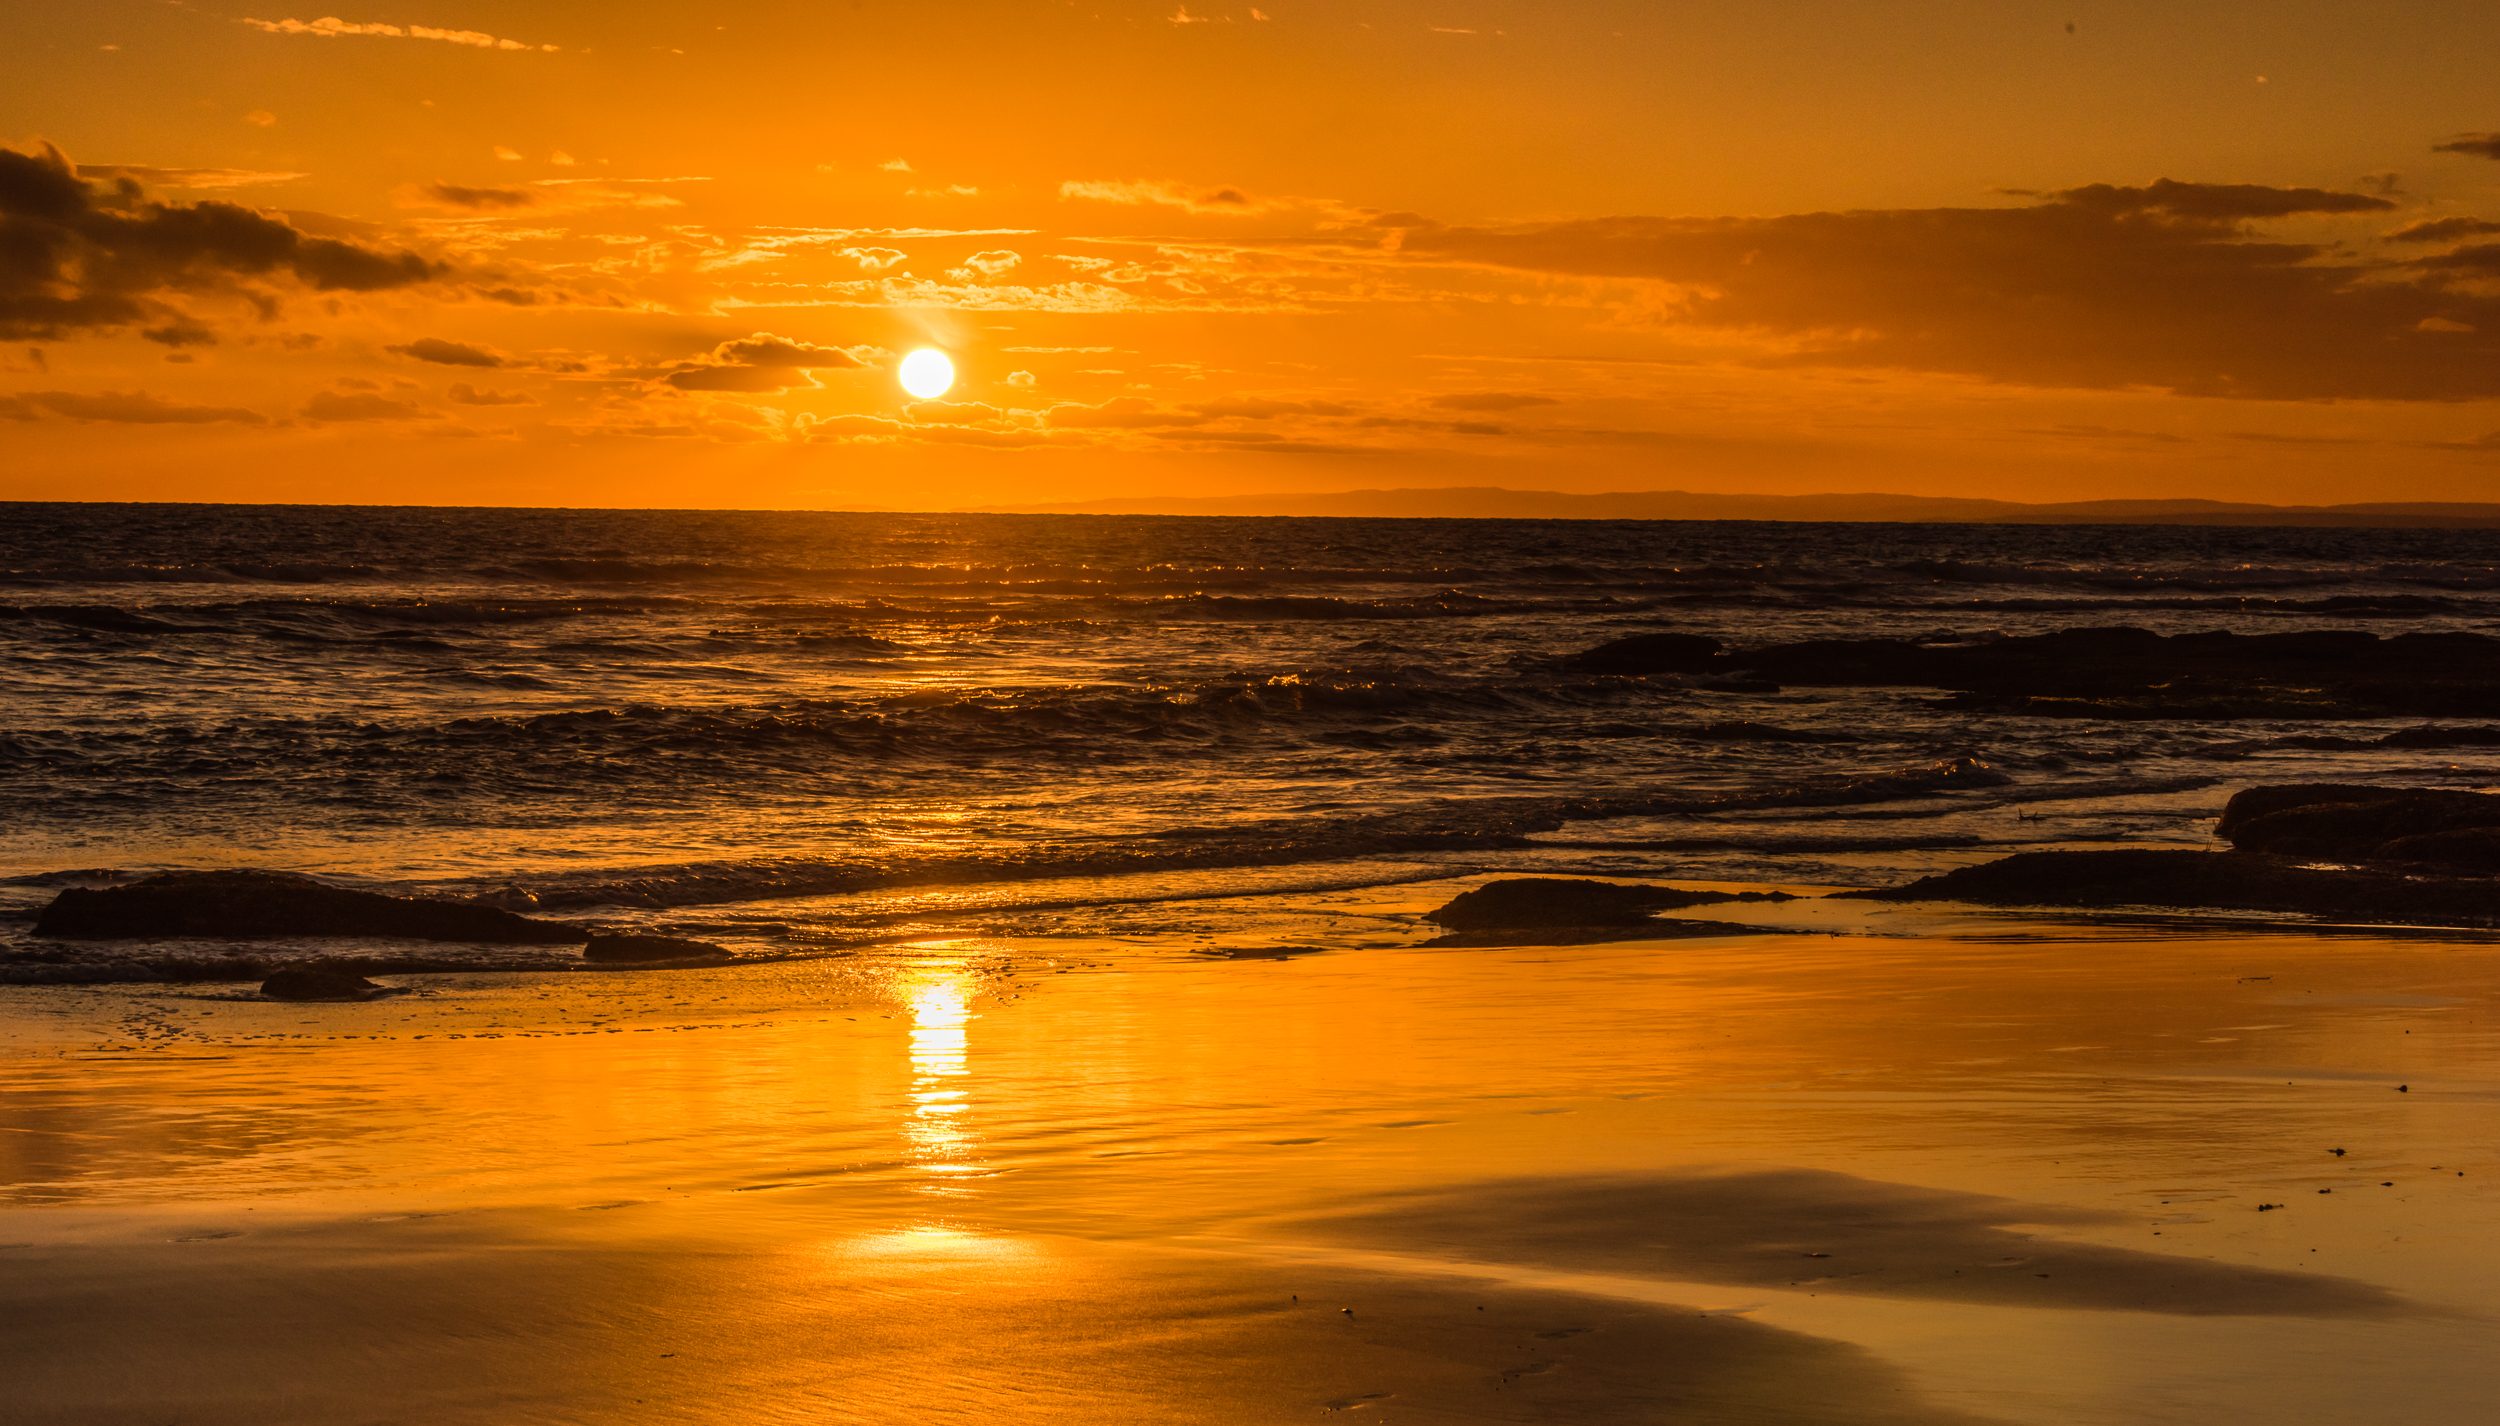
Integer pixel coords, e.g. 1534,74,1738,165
963,486,2500,527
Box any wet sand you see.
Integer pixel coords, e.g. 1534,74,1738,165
4,879,2497,1423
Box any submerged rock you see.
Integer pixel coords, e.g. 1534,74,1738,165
260,967,379,1001
581,934,730,963
1426,877,1795,930
1838,849,2500,925
2216,784,2500,869
1689,627,2500,721
33,870,587,944
1420,918,1775,948
1566,632,1725,675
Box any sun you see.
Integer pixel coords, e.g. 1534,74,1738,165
898,348,955,399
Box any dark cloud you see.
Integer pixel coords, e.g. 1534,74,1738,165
2385,216,2500,243
389,336,505,367
1396,179,2500,400
711,335,864,368
2407,243,2500,274
660,332,868,391
447,381,535,405
663,364,805,392
2432,133,2500,161
1186,396,1355,418
410,181,538,210
2044,179,2393,219
139,317,218,347
1429,391,1557,412
18,389,265,423
0,142,445,342
302,389,426,420
76,165,306,190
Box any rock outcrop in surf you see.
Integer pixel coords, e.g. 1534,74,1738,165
1837,848,2500,925
1418,877,1798,946
2216,784,2500,870
33,870,587,944
1558,626,2500,720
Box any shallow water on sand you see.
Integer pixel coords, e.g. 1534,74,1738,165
6,879,2497,1424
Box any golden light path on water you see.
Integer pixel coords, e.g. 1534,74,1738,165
903,959,978,1176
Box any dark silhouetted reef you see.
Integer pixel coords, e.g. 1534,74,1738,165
1419,877,1797,946
1555,626,2500,721
1839,848,2500,925
33,870,586,943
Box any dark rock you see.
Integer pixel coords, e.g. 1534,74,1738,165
260,968,379,1001
1420,918,1775,947
2377,827,2500,872
581,934,730,963
2216,784,2500,862
1836,849,2500,925
33,870,586,944
1426,877,1796,930
1566,633,1725,675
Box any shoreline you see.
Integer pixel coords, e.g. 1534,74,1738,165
6,879,2496,1422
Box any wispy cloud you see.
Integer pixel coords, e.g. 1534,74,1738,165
14,390,267,424
76,165,307,189
1059,179,1277,214
239,16,560,52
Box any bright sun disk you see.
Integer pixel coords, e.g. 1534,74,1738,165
899,348,954,399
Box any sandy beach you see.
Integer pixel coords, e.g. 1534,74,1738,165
6,877,2494,1424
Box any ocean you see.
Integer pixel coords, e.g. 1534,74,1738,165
5,502,2499,974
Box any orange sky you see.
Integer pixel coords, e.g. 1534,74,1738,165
10,1,2500,509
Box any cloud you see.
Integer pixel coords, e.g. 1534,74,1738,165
401,177,697,214
19,389,266,423
841,246,907,270
1059,179,1272,214
955,250,1021,276
1429,391,1558,411
1,142,445,342
1186,396,1355,418
878,159,912,172
240,16,560,52
711,334,866,367
2386,216,2500,243
1006,370,1035,388
2433,133,2500,161
1393,178,2500,400
76,165,307,189
1044,397,1208,428
140,317,219,348
659,365,801,392
388,336,505,367
405,182,536,212
303,389,427,420
447,381,535,405
2039,179,2393,218
660,331,870,391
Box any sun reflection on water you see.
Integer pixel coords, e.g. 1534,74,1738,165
904,963,981,1176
